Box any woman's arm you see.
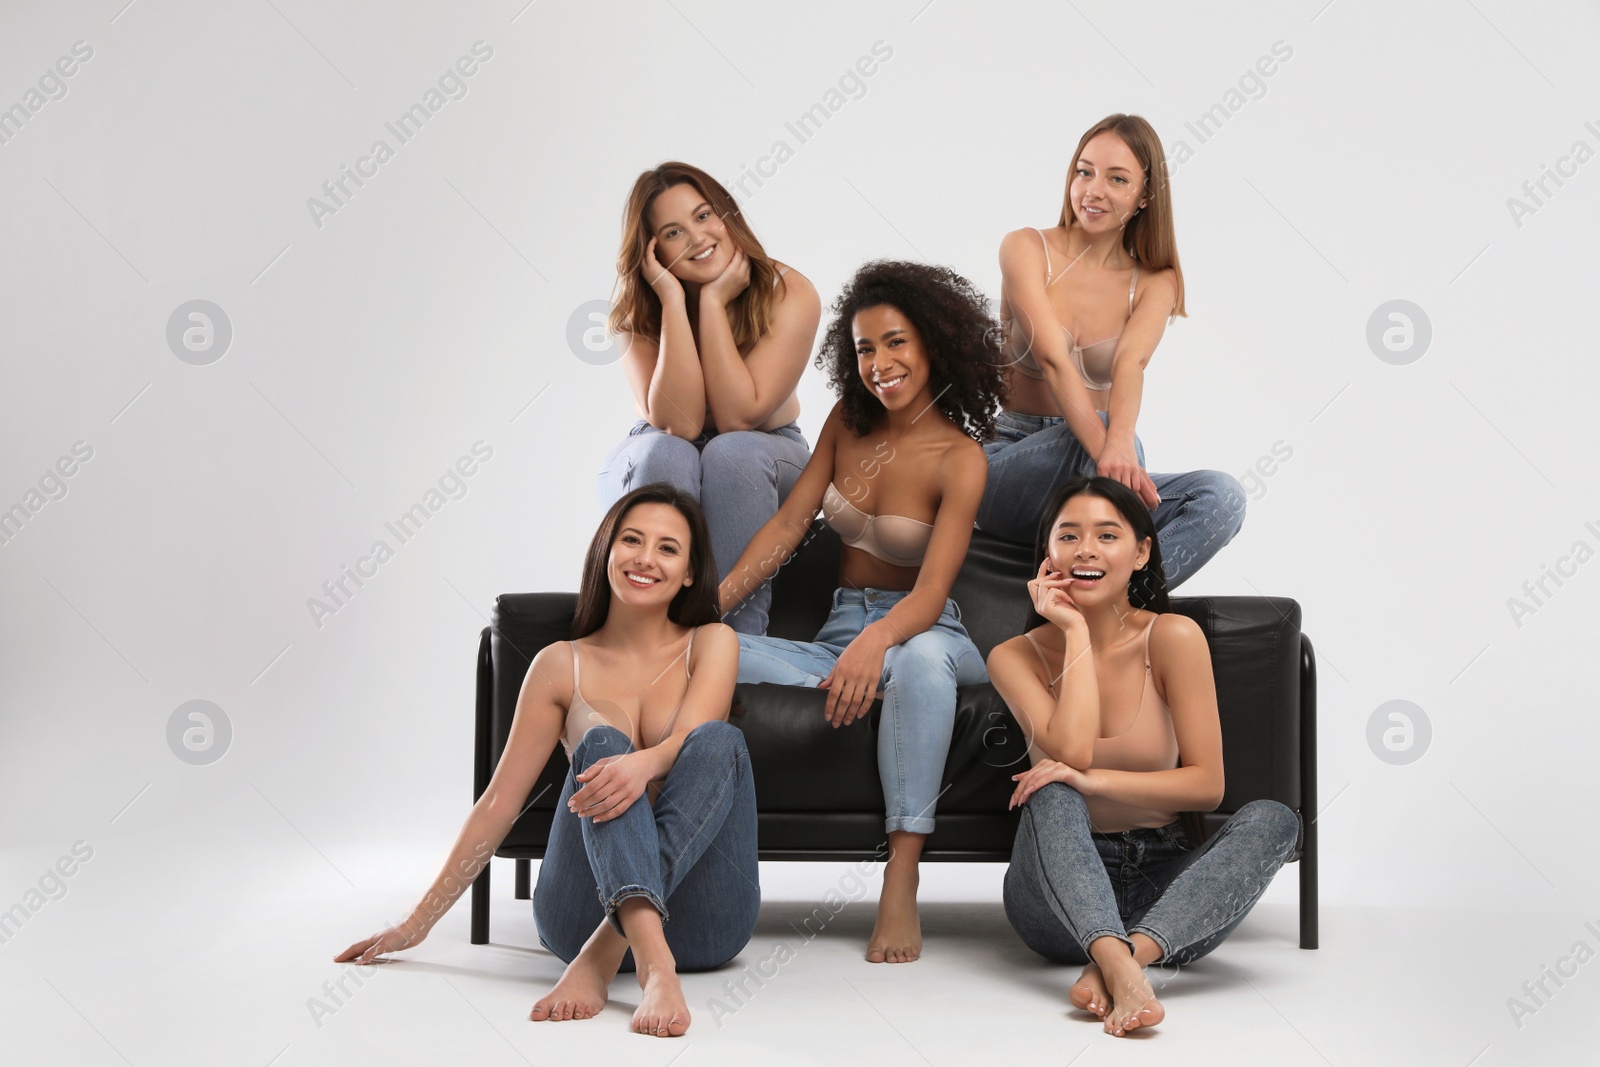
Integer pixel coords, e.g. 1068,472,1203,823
988,624,1100,771
697,257,821,432
1097,270,1178,507
716,405,841,614
566,623,741,822
335,643,567,962
823,441,986,726
998,228,1109,455
619,239,708,440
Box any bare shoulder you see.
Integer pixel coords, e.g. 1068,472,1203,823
998,226,1049,263
1134,266,1178,308
937,430,989,474
1146,611,1208,664
526,639,576,703
689,621,739,669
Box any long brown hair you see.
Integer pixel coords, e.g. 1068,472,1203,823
608,161,785,347
1057,114,1187,318
571,483,723,639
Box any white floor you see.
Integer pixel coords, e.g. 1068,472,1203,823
3,838,1594,1067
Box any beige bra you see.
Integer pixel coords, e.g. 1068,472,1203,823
1006,228,1137,390
821,482,932,568
561,628,696,760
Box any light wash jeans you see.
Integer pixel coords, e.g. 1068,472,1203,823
734,587,988,835
532,721,761,972
597,418,811,636
977,410,1247,590
1004,783,1299,966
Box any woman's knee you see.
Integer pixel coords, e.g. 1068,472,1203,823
573,724,632,770
1235,799,1301,855
625,433,703,491
683,719,748,759
1027,780,1091,819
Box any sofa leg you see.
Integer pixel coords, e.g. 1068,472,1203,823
1299,826,1318,949
470,859,490,945
515,858,530,899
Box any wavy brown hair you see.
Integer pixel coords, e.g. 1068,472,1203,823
607,161,785,347
1057,113,1187,318
817,259,1007,441
571,483,723,639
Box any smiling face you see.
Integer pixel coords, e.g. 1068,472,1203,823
1070,131,1148,234
1045,492,1151,606
853,304,935,416
645,181,734,281
608,502,694,608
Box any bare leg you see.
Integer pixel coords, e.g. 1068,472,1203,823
617,898,690,1037
867,831,924,964
529,919,627,1022
1091,933,1166,1037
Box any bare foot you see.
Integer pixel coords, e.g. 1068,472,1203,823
1100,958,1164,1037
1068,962,1110,1018
530,948,612,1022
632,967,690,1037
865,865,921,963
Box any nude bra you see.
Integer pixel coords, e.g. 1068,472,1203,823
1007,228,1137,390
561,628,696,760
821,482,933,568
1023,618,1180,831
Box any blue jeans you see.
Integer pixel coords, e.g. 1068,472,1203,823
597,418,811,636
977,410,1247,590
531,722,761,972
734,588,988,835
1004,783,1299,966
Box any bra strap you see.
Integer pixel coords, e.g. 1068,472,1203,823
685,627,696,679
1142,617,1156,669
569,640,581,692
1128,265,1139,313
1035,227,1053,284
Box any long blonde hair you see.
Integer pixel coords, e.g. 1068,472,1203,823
608,161,784,346
1057,114,1186,318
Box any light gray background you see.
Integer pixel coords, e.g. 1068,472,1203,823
2,1,1596,1064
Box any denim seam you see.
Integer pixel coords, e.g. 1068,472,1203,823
656,741,743,893
1022,807,1129,955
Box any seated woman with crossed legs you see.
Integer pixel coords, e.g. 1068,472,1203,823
988,475,1299,1037
336,484,757,1039
718,260,1006,963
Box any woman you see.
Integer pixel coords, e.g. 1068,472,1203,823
599,161,822,636
988,475,1299,1037
335,484,758,1039
979,113,1246,590
717,260,1005,964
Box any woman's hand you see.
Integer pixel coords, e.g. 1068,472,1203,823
701,246,751,308
568,751,653,823
819,627,891,728
334,919,427,965
1028,559,1087,633
1009,759,1092,809
641,237,686,306
1096,438,1161,509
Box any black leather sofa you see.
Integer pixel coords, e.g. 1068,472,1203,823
469,523,1319,949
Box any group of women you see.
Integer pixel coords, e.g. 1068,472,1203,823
336,113,1300,1041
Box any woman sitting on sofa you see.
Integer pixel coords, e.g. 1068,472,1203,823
988,475,1299,1037
335,484,756,1039
598,161,821,636
718,259,1006,964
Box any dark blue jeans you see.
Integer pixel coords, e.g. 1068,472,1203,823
532,721,761,972
1004,783,1299,966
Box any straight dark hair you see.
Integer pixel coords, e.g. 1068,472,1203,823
571,483,723,639
1027,476,1212,847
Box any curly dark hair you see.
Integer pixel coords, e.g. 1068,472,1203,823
816,260,1008,440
